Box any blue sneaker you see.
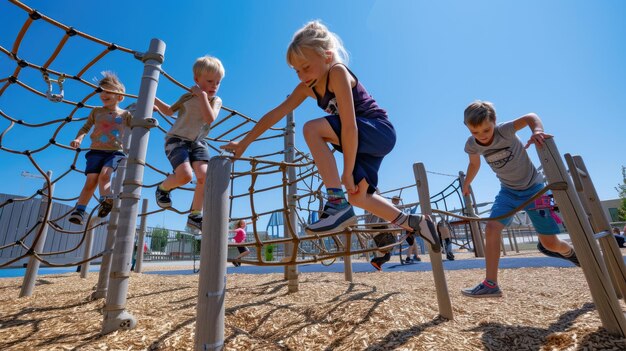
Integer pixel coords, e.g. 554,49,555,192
305,203,356,235
537,242,580,267
461,280,502,298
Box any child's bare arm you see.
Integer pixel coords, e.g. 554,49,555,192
70,132,87,148
154,97,174,116
71,112,95,148
190,86,221,124
462,153,481,195
221,84,308,158
512,113,553,148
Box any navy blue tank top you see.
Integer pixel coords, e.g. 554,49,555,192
313,63,387,119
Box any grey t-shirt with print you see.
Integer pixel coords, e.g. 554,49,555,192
464,121,543,190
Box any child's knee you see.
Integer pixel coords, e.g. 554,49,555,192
195,173,205,185
98,172,111,184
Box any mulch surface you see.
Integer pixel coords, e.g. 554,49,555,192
1,265,625,350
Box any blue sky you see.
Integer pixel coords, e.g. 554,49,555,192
1,0,625,231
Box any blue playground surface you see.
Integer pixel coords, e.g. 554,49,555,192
0,256,591,279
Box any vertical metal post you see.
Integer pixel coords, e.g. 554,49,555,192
101,38,164,334
80,217,100,278
458,171,485,257
134,199,149,273
195,156,231,351
20,171,53,297
284,112,300,292
413,163,453,319
93,121,132,298
537,138,626,336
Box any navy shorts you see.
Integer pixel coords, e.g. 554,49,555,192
164,137,210,171
84,150,126,174
323,115,396,194
237,246,249,253
406,235,415,246
490,183,561,235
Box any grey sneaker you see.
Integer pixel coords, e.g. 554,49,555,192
305,203,356,235
187,214,202,232
155,186,172,208
407,215,441,253
461,280,502,298
537,242,580,267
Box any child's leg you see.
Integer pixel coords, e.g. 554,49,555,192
161,162,193,190
302,118,342,189
190,160,208,212
538,234,572,255
484,221,505,283
76,174,99,206
97,166,114,199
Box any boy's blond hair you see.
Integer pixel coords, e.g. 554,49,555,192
99,71,125,94
193,56,225,78
464,100,497,127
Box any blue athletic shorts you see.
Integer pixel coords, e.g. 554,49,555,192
323,114,396,194
84,150,126,174
164,137,210,171
490,183,560,235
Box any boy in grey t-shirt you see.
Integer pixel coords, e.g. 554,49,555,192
460,101,579,298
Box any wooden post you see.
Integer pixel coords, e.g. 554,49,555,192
414,163,453,320
195,156,231,350
536,138,626,336
458,172,485,257
565,154,626,302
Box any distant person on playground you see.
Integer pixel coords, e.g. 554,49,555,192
220,21,440,252
153,56,224,232
69,72,131,225
231,219,250,266
460,100,579,298
612,227,625,248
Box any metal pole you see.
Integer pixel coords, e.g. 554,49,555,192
80,217,99,279
195,156,231,351
537,138,626,336
458,171,485,257
134,198,149,273
284,112,300,291
93,121,132,298
20,171,53,297
101,38,164,334
413,163,453,319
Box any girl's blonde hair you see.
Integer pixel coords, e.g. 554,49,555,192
286,20,349,67
236,219,246,229
99,71,125,94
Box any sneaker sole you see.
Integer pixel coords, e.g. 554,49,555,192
461,290,502,298
304,215,357,235
68,218,84,225
157,202,172,209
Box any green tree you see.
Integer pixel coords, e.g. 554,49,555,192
150,227,169,252
616,166,626,221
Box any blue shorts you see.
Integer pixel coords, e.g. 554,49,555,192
490,183,560,235
85,150,126,174
164,137,210,171
324,115,396,194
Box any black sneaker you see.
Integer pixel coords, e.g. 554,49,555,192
537,242,580,267
187,214,202,231
446,252,455,261
155,186,172,208
407,215,441,253
69,209,86,225
413,255,421,262
97,198,113,218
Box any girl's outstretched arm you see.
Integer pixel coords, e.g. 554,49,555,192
221,84,308,158
328,65,358,193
